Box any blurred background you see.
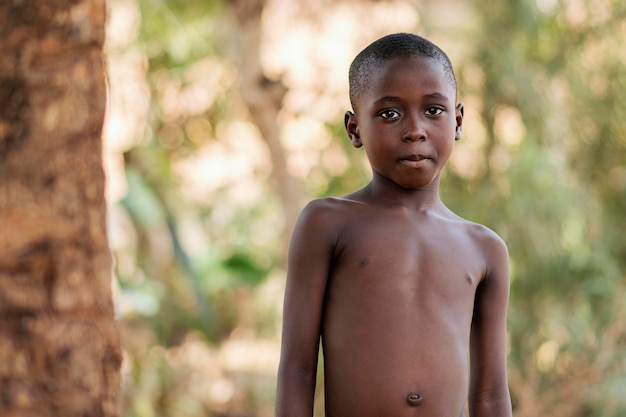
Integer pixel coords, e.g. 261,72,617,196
102,0,626,416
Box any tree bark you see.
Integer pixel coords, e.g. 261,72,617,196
0,1,121,416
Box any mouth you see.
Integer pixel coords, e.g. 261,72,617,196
399,154,432,166
400,154,432,162
404,154,430,162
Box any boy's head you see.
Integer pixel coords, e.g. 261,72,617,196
349,33,457,112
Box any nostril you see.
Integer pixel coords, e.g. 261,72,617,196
402,133,426,142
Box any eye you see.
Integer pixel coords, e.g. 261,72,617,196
379,109,401,120
425,106,444,116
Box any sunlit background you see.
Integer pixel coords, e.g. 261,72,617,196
103,0,626,416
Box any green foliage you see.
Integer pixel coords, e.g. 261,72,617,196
448,1,626,415
107,0,626,416
136,0,224,66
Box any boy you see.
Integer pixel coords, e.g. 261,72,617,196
276,33,512,417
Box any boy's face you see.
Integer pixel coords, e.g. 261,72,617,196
345,56,463,191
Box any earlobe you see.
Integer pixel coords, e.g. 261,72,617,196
454,103,464,141
344,111,362,148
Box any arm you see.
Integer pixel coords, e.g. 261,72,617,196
276,201,337,417
469,232,512,417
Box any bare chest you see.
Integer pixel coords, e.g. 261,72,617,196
330,214,485,297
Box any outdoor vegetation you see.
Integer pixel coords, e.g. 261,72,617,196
103,0,626,416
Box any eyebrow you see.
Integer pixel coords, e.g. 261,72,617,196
372,92,451,106
424,92,451,102
372,96,400,106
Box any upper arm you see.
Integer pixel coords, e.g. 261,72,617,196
276,200,340,416
279,200,339,374
469,230,512,416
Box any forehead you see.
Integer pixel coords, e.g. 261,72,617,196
363,56,455,103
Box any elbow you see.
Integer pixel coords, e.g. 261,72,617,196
278,362,317,381
469,387,512,417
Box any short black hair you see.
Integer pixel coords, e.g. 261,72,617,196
348,33,457,110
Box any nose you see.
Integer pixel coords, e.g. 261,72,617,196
402,113,426,142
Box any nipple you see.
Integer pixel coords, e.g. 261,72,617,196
406,392,424,406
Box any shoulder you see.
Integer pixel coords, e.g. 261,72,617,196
467,222,509,283
302,196,355,211
451,217,509,277
298,196,367,223
465,221,507,253
289,197,363,259
292,197,361,238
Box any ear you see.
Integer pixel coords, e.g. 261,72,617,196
454,103,464,141
344,111,362,148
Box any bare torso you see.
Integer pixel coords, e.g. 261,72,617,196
320,196,489,417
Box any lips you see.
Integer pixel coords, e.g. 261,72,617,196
404,154,429,162
399,154,432,167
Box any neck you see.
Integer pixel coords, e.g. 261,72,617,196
364,172,444,212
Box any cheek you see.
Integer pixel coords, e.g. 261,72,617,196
362,140,392,166
363,143,381,161
440,121,458,146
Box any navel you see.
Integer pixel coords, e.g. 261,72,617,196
406,392,424,406
358,257,369,267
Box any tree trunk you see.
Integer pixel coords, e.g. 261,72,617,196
0,1,121,416
228,0,305,255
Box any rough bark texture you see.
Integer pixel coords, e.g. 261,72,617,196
0,1,122,416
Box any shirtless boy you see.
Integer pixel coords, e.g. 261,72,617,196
276,33,512,417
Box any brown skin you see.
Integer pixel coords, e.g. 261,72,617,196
276,56,512,417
